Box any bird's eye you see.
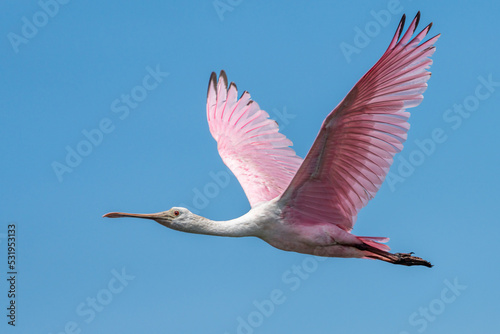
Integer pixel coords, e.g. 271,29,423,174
174,210,180,216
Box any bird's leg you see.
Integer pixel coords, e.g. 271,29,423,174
392,252,433,267
355,241,433,267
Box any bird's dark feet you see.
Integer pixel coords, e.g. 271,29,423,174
393,252,433,268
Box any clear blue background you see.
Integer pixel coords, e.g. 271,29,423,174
1,1,499,333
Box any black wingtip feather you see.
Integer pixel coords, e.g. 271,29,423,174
207,72,217,98
229,82,237,91
426,22,433,32
398,14,406,40
219,70,228,89
414,11,421,32
239,90,249,100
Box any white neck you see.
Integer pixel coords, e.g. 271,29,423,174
173,213,258,238
169,200,279,238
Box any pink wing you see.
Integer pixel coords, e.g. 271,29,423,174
207,71,303,207
279,12,440,231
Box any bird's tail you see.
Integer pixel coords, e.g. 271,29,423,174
357,236,433,268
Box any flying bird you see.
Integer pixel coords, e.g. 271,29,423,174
104,12,439,267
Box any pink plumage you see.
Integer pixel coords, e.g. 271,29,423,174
206,71,303,207
207,12,438,264
105,12,439,267
280,13,439,235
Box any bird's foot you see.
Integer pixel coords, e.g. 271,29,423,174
393,252,433,268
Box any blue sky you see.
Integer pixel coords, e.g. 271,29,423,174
1,1,499,333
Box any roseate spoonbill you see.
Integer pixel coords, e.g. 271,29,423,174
104,12,438,267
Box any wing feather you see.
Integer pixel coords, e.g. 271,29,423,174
207,71,303,207
279,12,440,231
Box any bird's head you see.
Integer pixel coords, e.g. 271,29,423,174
103,207,196,230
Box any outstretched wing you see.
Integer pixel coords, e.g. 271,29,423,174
279,12,440,231
207,71,303,207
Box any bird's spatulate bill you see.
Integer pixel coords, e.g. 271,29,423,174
103,212,160,219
